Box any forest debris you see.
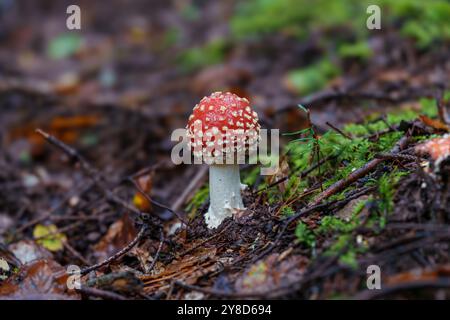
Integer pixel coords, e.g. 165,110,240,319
9,240,52,264
415,134,450,162
336,195,370,221
0,258,10,280
311,136,410,205
266,157,290,193
141,247,218,293
85,271,143,295
418,115,450,132
93,214,138,263
235,254,307,294
0,259,79,300
386,265,450,285
0,214,14,234
132,172,154,212
80,226,147,276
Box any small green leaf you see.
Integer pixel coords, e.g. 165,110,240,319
33,224,67,252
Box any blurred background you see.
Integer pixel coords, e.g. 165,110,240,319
0,0,449,254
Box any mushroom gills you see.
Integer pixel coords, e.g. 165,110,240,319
205,164,245,229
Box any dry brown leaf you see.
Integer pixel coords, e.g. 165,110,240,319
235,254,307,294
0,259,80,300
386,265,450,285
132,172,154,212
419,115,450,132
92,213,137,263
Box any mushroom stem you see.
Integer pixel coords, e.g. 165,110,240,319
205,164,245,229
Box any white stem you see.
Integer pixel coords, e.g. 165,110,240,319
205,164,245,229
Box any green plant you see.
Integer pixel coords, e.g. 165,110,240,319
177,39,228,72
295,221,316,248
185,185,209,217
285,59,340,95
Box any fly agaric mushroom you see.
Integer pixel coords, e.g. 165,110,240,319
186,92,260,229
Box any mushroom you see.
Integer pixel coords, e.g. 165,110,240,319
186,92,260,229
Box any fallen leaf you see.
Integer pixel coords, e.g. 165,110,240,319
419,115,450,132
86,271,143,294
0,259,80,300
235,254,307,294
33,224,67,252
386,265,450,285
93,214,137,263
9,240,53,264
132,173,154,212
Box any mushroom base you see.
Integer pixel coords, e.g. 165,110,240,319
205,164,245,229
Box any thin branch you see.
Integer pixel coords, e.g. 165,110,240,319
311,136,410,206
77,286,128,300
80,226,147,275
326,121,353,140
353,278,450,300
129,177,187,225
148,230,164,273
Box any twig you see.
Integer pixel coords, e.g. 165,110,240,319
36,128,177,224
254,155,334,194
171,165,208,212
311,136,409,206
277,89,431,114
129,177,187,225
77,286,128,300
353,278,450,300
436,91,449,125
17,181,95,232
64,242,91,266
80,226,147,275
251,202,330,262
374,152,419,162
148,230,164,273
174,281,279,298
326,121,353,140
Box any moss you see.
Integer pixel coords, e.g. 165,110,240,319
285,59,340,95
231,0,366,39
338,41,373,60
242,166,260,187
231,0,450,48
295,221,316,248
377,170,408,215
177,39,228,73
185,185,209,217
280,205,296,217
317,215,358,235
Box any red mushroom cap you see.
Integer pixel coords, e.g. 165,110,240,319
186,92,260,163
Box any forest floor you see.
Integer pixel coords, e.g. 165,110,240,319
0,1,449,300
